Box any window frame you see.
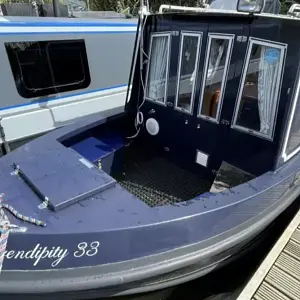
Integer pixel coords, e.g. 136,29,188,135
197,33,234,123
281,69,300,162
5,39,91,99
231,37,287,141
144,32,172,106
174,31,203,115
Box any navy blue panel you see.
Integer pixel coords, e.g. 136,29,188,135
13,148,116,212
69,134,125,174
100,133,124,150
71,137,114,162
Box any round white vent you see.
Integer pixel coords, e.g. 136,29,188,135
146,118,159,136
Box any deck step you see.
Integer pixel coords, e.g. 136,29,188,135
210,161,254,193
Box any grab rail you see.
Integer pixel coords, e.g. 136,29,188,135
288,3,300,14
159,4,210,14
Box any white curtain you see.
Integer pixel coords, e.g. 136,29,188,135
9,41,35,51
207,39,225,82
183,36,199,85
147,36,168,101
257,46,280,135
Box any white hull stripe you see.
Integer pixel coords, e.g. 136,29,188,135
0,26,137,34
0,85,128,115
0,87,128,143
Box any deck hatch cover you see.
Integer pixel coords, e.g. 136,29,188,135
12,150,115,212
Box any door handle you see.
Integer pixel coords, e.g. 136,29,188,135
221,119,230,126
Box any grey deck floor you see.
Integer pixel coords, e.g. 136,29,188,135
237,208,300,300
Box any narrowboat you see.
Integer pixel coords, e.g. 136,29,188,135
0,14,137,156
1,0,300,298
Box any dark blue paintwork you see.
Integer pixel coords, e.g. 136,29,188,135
70,136,115,163
13,146,116,212
0,108,298,272
0,12,300,297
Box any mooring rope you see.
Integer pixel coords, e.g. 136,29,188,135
0,193,46,273
0,193,10,273
0,194,46,227
0,223,9,273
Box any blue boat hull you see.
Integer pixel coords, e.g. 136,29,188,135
0,111,299,298
1,192,299,299
2,7,300,299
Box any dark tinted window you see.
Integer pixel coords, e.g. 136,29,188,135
5,40,91,99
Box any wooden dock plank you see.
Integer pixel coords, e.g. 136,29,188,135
236,208,300,300
265,266,300,300
275,252,300,281
253,282,290,300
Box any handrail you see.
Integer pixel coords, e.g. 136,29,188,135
288,3,300,14
159,4,210,14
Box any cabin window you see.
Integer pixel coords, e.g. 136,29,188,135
5,40,91,99
175,32,202,114
232,38,286,140
145,32,171,105
198,34,234,122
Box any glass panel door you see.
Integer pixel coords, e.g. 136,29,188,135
145,32,171,105
175,32,202,114
232,38,287,140
190,23,250,173
198,33,234,123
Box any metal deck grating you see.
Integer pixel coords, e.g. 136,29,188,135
237,208,300,300
115,151,211,207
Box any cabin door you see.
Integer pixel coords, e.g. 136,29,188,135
225,22,287,175
152,26,210,168
191,23,251,173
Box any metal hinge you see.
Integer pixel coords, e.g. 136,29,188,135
237,36,247,42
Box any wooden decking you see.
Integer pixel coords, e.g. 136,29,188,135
237,208,300,300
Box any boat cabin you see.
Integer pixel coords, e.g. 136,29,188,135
63,0,300,207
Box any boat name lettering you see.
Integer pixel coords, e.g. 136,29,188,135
3,241,100,267
74,241,100,258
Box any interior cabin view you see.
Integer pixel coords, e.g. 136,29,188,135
62,12,294,208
